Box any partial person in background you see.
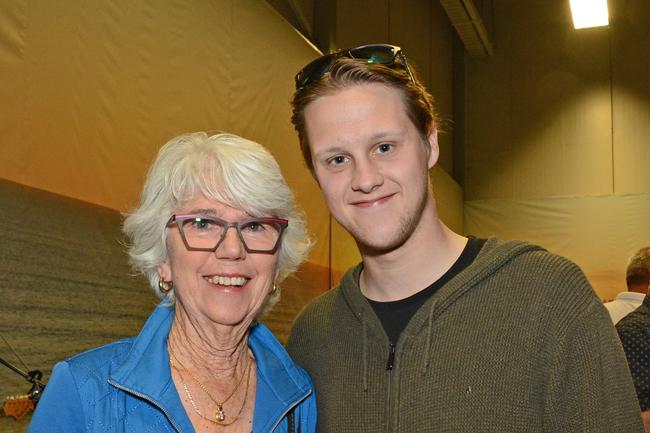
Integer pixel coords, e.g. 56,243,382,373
286,43,644,432
606,247,650,324
617,282,650,432
28,132,316,433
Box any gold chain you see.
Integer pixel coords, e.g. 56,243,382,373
176,364,252,426
169,346,253,426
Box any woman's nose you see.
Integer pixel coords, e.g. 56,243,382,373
215,226,246,259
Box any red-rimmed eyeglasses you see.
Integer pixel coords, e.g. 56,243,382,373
166,214,288,254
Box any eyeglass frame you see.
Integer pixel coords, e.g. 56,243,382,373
166,214,288,254
294,43,415,91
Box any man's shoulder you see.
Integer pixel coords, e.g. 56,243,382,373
524,250,586,283
293,263,363,321
470,239,603,324
287,269,369,352
292,286,345,327
617,303,650,332
604,292,644,316
286,286,349,362
477,238,589,289
520,249,599,305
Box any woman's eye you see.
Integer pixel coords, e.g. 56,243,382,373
191,218,213,230
244,221,264,232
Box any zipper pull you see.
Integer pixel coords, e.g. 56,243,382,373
386,343,396,370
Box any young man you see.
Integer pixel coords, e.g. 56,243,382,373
286,44,644,432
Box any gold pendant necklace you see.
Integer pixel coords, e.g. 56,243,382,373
169,346,253,425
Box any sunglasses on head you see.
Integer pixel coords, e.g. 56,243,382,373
294,44,415,91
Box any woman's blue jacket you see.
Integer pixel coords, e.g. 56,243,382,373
27,302,316,433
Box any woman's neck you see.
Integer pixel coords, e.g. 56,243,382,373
168,304,251,377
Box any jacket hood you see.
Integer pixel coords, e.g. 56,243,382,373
337,237,544,384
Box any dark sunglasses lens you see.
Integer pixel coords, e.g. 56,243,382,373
349,45,397,64
295,45,404,90
296,54,336,89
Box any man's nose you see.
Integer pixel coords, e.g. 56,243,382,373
351,159,383,193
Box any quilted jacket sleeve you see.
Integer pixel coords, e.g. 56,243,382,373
27,361,86,433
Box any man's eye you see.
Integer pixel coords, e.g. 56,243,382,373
377,143,392,153
328,155,348,166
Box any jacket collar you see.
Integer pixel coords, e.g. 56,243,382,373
109,302,311,433
248,322,312,432
340,237,542,337
109,303,193,432
339,237,542,383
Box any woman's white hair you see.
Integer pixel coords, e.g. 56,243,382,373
123,132,312,316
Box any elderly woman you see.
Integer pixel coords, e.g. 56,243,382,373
28,132,316,433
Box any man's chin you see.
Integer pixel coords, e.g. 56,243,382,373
354,232,409,257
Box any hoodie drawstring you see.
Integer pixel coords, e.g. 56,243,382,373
422,300,437,376
362,320,368,391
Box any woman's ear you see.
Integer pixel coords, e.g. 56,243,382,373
157,261,172,282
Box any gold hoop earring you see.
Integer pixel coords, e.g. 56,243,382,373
269,283,279,295
158,278,174,293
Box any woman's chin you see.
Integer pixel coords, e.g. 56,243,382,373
202,299,260,329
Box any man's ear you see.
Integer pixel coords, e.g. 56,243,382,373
426,126,440,169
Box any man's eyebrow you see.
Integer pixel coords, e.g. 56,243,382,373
368,129,403,142
313,145,349,159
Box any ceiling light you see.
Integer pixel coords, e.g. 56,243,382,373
570,0,609,29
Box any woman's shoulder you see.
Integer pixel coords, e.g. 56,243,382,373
61,337,135,386
62,303,171,382
249,324,312,386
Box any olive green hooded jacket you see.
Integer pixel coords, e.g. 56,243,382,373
287,238,644,433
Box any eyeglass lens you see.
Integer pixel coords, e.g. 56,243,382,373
180,217,282,251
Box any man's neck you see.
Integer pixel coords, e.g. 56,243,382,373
628,284,650,295
359,199,468,302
